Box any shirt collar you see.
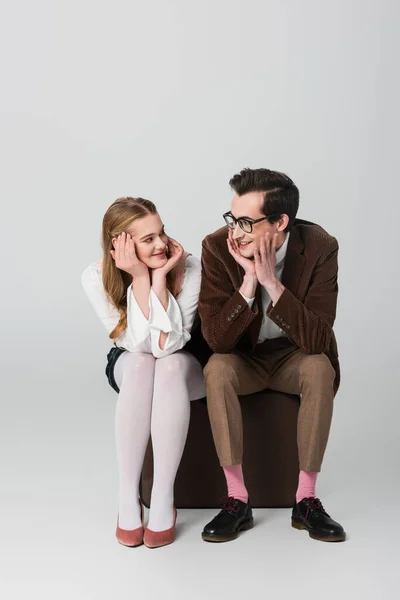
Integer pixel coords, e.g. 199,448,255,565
275,231,290,266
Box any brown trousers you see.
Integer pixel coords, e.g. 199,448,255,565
203,341,337,473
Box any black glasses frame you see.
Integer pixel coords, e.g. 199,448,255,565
223,211,281,233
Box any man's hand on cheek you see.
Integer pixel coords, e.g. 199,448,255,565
254,232,285,304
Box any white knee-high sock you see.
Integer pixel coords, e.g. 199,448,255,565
148,351,205,531
114,352,155,530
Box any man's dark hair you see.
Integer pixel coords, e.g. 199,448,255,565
229,168,299,231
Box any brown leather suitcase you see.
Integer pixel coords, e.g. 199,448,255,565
140,389,300,508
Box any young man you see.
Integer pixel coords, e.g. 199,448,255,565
198,168,346,543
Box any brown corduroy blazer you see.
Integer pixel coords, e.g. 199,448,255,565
198,218,340,391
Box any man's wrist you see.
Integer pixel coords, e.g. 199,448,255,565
240,273,257,299
264,278,285,304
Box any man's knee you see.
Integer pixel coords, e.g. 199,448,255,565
204,353,239,388
299,353,335,387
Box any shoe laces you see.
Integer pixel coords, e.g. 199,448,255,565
303,497,329,519
220,496,241,514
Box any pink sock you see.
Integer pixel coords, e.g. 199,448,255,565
296,470,318,503
223,464,249,503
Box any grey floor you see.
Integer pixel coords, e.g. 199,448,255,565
1,367,399,600
1,487,398,600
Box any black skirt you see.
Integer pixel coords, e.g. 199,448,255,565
105,346,126,393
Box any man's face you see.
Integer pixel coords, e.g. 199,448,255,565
230,191,280,259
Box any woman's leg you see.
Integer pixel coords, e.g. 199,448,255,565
114,351,156,530
148,351,205,531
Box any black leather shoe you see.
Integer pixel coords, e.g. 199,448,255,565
202,497,254,542
292,497,346,542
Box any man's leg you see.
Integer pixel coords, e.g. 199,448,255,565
202,351,271,542
203,351,271,466
268,351,336,474
267,350,346,542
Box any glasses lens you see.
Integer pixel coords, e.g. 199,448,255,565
239,219,252,233
224,214,235,228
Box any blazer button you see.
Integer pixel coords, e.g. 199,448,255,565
228,317,232,322
234,308,239,314
238,304,242,309
231,313,235,318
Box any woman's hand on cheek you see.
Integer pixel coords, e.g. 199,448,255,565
152,237,184,279
110,232,149,279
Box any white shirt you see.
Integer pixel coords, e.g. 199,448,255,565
241,232,290,343
81,255,201,358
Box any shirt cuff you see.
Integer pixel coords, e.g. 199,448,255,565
126,285,151,345
148,289,183,335
239,291,255,310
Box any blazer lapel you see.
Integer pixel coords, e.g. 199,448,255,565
281,225,305,296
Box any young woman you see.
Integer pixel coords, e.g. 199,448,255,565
81,197,206,549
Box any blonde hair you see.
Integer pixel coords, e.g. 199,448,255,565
101,197,184,340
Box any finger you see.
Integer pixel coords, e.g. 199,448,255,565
259,236,267,261
121,232,128,257
124,233,131,256
115,235,122,264
119,233,126,262
168,239,182,255
127,234,135,260
130,236,137,259
171,240,183,254
117,233,125,263
123,232,130,261
264,231,272,252
174,243,184,258
167,240,176,255
167,236,181,248
272,232,279,253
253,245,260,264
175,241,184,254
233,239,240,255
227,238,236,257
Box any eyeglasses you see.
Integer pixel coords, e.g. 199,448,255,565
223,211,281,234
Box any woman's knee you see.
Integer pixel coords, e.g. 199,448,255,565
154,351,194,381
116,351,155,383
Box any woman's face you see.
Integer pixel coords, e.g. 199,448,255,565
126,212,169,269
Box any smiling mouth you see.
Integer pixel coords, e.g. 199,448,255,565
152,251,166,258
239,241,252,247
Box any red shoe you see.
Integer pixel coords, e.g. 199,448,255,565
116,501,144,547
143,508,177,549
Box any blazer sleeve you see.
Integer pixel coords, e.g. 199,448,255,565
148,256,202,358
267,237,339,355
198,237,259,353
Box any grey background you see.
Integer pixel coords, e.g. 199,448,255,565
1,1,399,598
